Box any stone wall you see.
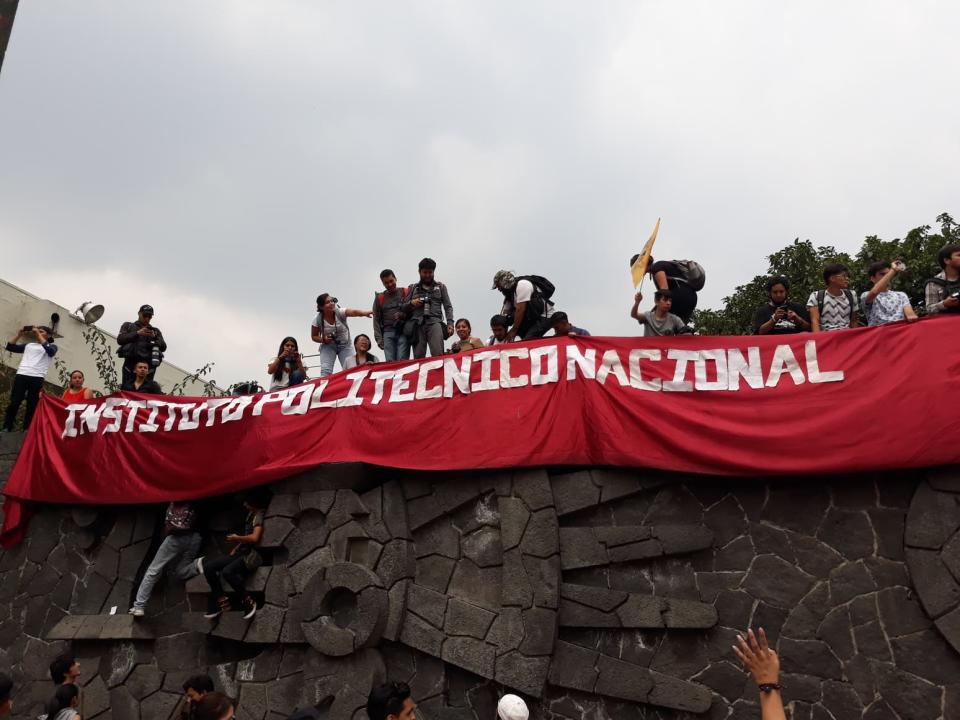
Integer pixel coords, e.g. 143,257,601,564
0,430,958,720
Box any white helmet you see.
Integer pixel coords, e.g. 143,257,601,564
497,694,529,720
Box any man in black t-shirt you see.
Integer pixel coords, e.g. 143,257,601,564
753,276,811,335
631,255,701,324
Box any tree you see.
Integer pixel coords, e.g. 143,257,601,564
694,212,957,335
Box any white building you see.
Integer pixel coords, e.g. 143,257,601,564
0,278,220,396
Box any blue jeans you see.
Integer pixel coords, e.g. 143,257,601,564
133,532,201,610
382,329,410,363
319,339,352,376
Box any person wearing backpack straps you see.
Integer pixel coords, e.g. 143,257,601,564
373,269,412,362
635,255,704,325
403,257,455,359
491,270,558,340
925,243,960,315
807,263,860,332
129,501,202,617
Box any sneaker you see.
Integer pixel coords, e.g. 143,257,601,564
128,607,145,618
195,556,205,574
241,596,257,621
202,608,222,620
204,596,230,619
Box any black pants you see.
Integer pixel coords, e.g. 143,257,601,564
668,285,698,324
203,555,250,601
122,360,158,386
3,375,44,431
519,313,554,340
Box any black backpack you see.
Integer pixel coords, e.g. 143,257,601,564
927,276,960,313
816,289,858,325
515,275,556,319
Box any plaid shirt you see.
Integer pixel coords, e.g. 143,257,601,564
925,271,951,314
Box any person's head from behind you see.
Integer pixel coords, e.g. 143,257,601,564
418,258,436,284
629,253,656,269
183,675,215,705
822,263,850,289
366,681,415,720
354,334,372,355
654,289,673,311
193,692,235,720
765,276,790,305
938,244,960,271
380,269,397,292
0,672,13,716
44,683,79,719
867,261,891,283
490,315,509,342
134,360,150,380
68,370,85,390
550,311,572,336
243,488,272,513
497,694,529,720
49,653,80,685
454,318,472,340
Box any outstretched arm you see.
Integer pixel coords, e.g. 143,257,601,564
345,308,373,318
733,628,785,720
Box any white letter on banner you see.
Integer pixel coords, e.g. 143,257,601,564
805,340,844,384
62,403,88,438
727,347,763,390
566,346,596,381
766,344,805,387
500,347,529,388
628,349,662,391
221,396,253,423
695,349,728,391
338,369,370,407
123,400,147,432
390,364,420,403
367,371,395,405
310,381,337,409
282,385,313,415
415,360,444,400
139,400,164,432
530,345,558,386
664,350,697,392
443,357,472,397
177,403,207,430
102,398,129,433
254,391,287,416
202,398,233,426
164,403,195,431
471,350,500,392
77,403,109,434
596,350,629,386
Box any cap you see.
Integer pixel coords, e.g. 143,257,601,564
497,695,528,720
492,270,515,290
139,304,154,315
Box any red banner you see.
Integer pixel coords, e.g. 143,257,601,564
4,318,960,545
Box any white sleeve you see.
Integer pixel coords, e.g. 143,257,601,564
514,279,534,304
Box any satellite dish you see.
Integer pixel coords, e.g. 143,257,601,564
75,302,105,324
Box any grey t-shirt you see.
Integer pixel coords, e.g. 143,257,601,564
313,306,351,345
640,312,685,337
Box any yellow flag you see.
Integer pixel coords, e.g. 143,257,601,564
631,218,661,288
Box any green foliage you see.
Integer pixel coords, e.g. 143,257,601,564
694,212,958,336
169,362,223,397
81,324,119,395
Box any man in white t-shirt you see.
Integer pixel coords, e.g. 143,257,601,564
2,325,58,432
807,263,859,332
861,260,918,326
491,270,557,341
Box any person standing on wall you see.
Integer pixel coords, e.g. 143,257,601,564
117,304,166,385
2,325,57,433
404,258,454,358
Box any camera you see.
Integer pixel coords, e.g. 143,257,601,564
149,340,163,367
951,292,960,300
325,333,336,342
21,325,34,332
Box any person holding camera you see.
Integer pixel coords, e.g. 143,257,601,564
373,269,412,362
311,293,373,377
117,304,167,385
2,325,58,432
753,277,810,335
925,244,960,315
403,258,454,359
267,337,306,390
861,261,917,326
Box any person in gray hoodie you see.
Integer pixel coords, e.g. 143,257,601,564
404,258,454,358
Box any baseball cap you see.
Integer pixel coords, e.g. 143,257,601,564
139,304,154,315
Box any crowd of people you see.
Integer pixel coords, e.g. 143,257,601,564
2,243,959,430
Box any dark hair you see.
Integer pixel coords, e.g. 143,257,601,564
628,254,655,268
379,269,395,280
49,653,75,684
0,672,12,704
354,334,372,351
134,360,150,369
243,487,272,511
316,293,333,308
37,326,54,335
366,681,411,720
867,260,891,278
273,337,299,382
654,289,673,301
938,244,960,269
193,692,235,720
183,674,215,695
490,315,509,329
69,369,85,379
822,263,849,284
44,684,79,718
418,258,436,271
765,276,790,293
551,312,569,325
454,318,471,331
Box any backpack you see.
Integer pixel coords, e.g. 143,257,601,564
518,275,556,300
816,289,858,325
668,260,706,291
927,276,960,313
165,503,196,532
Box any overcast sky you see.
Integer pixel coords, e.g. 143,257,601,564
2,1,957,388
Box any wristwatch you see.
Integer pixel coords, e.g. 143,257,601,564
758,683,782,693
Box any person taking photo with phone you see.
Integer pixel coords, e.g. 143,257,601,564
753,277,810,335
267,337,306,390
2,325,58,432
